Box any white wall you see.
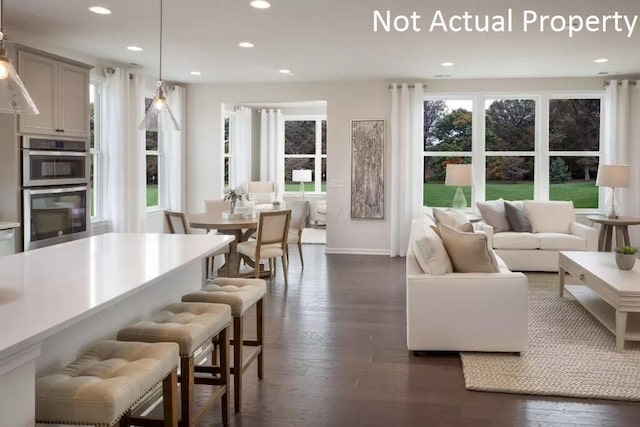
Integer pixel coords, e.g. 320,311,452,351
186,81,391,254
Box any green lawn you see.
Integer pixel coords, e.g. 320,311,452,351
424,181,597,208
285,183,327,192
147,185,159,207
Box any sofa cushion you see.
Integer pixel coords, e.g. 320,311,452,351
433,224,500,273
476,199,511,232
504,201,532,232
411,218,453,275
536,233,587,251
493,232,540,250
433,208,473,232
524,200,575,234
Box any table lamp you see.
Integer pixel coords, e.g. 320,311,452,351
292,169,312,199
596,164,629,219
445,164,472,209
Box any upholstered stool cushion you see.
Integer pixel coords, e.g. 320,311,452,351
36,340,178,426
117,303,231,356
182,278,266,316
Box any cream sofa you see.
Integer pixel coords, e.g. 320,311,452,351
406,214,528,353
477,200,598,272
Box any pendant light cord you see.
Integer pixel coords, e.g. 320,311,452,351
1,0,5,35
159,0,163,82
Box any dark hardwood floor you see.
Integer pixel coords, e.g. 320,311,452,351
194,244,640,427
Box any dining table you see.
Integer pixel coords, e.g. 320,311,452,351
188,212,265,277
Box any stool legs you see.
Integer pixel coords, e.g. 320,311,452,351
163,369,179,427
257,299,264,379
180,356,195,427
219,326,230,424
233,316,243,413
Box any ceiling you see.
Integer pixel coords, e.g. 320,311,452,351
4,0,639,84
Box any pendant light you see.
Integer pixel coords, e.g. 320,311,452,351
0,0,39,115
139,0,180,131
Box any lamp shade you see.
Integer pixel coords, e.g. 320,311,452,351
596,164,630,188
0,54,39,115
292,169,312,182
445,164,473,186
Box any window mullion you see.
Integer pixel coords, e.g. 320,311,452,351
473,94,485,204
538,94,550,201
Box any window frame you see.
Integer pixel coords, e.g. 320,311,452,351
145,93,164,211
423,91,605,212
282,115,327,194
89,77,105,221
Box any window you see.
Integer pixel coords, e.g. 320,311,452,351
423,94,603,210
485,98,536,201
283,117,327,193
145,97,161,208
223,115,231,188
89,82,103,219
548,98,601,208
423,99,472,207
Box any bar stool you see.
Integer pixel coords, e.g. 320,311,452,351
36,340,179,426
117,302,231,427
182,277,266,413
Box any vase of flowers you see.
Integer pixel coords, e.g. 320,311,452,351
272,200,281,210
615,246,637,270
224,186,244,214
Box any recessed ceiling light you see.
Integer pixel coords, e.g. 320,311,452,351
238,41,255,48
190,71,202,76
441,62,455,67
279,69,292,74
597,71,609,75
250,1,271,9
127,46,144,52
434,74,452,78
594,58,609,63
89,6,112,15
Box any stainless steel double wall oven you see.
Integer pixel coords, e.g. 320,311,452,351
22,136,90,250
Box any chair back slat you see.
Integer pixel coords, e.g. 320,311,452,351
205,199,231,215
256,210,291,246
289,200,309,231
164,210,191,234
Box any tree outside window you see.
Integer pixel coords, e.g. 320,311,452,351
284,118,327,193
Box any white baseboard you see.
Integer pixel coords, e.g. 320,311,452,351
324,247,390,256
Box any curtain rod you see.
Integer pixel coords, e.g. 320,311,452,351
604,81,637,86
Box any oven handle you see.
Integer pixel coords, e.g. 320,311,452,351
26,150,87,157
26,186,87,195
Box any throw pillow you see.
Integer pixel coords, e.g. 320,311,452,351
504,201,532,232
432,224,500,273
475,199,511,233
433,208,474,232
524,200,575,234
411,218,453,275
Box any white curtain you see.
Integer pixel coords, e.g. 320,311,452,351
163,85,186,211
103,69,147,233
230,106,252,188
259,108,283,183
604,79,640,246
390,83,425,257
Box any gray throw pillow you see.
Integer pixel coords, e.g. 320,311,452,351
475,199,511,233
504,201,532,232
431,224,500,273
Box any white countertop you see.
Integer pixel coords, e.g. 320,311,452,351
0,232,233,361
0,222,20,231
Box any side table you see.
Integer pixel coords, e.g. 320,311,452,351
586,215,640,252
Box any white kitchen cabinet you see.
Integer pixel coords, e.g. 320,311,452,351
0,223,18,256
17,50,90,139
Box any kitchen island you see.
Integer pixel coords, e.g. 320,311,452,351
0,232,233,427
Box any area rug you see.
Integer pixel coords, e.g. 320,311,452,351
301,228,326,245
460,273,640,401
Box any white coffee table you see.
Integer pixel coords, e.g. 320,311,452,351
559,251,640,351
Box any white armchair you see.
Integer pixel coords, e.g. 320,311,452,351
314,200,327,228
243,181,278,205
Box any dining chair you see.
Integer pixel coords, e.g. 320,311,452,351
164,210,231,277
287,200,309,267
205,199,231,215
237,210,291,286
